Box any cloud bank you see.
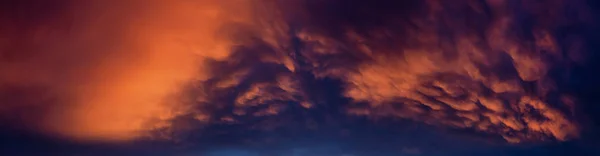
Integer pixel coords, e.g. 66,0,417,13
289,0,589,143
0,0,593,144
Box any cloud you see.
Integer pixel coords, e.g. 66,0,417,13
0,0,593,145
0,0,256,142
285,0,590,143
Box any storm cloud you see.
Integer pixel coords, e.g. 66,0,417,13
0,0,594,145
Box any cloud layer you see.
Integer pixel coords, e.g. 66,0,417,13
0,0,593,144
290,0,589,143
0,0,256,141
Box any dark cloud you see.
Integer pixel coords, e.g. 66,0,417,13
275,0,591,143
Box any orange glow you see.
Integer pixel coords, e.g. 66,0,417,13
0,0,255,142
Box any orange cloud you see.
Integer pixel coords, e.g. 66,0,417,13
0,0,256,142
291,0,589,143
0,0,592,145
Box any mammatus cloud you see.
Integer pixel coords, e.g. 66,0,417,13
0,0,593,144
289,0,590,143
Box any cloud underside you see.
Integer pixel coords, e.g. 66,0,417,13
0,0,590,143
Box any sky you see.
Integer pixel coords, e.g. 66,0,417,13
1,0,600,155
